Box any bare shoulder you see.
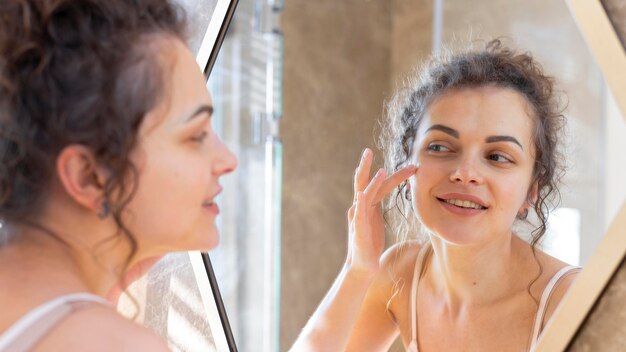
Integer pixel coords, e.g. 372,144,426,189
533,249,581,323
369,240,423,304
35,304,170,352
379,240,423,282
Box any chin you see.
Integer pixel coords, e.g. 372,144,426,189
420,220,481,246
198,229,221,251
172,227,220,252
430,231,480,246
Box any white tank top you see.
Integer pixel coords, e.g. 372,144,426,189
406,244,581,352
0,293,110,352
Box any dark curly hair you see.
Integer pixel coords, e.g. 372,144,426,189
381,39,566,301
0,0,187,262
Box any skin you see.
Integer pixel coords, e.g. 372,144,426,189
293,86,577,351
0,35,236,350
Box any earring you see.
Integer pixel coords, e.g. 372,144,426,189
517,208,529,220
97,201,110,219
404,183,412,201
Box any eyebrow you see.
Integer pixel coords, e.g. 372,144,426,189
425,124,459,138
185,105,214,122
425,124,524,150
486,135,524,150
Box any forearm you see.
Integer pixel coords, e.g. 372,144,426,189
290,265,375,352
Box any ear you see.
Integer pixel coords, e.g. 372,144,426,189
55,144,109,213
527,181,539,206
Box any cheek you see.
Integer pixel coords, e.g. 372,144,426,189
124,154,210,234
410,162,441,213
490,172,533,218
413,159,443,196
503,180,530,208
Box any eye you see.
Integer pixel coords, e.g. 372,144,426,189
427,143,451,153
190,131,208,143
487,153,512,164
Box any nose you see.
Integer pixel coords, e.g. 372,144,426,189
212,135,238,175
449,154,483,185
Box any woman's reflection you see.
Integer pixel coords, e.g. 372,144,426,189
291,40,580,352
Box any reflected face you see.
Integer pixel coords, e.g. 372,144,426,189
124,37,237,256
410,86,536,245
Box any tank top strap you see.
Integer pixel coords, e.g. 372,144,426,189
528,265,581,350
0,293,110,352
408,243,431,352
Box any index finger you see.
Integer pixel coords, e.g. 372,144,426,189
353,148,373,200
372,164,418,204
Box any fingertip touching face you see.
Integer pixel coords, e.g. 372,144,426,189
409,86,536,245
124,36,237,257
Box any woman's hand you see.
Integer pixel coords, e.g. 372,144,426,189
345,148,417,276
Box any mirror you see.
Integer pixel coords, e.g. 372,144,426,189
116,1,239,351
278,0,626,350
116,0,626,350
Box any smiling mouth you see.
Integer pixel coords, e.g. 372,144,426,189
437,198,487,210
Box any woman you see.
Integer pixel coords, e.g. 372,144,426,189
0,0,236,350
292,41,579,351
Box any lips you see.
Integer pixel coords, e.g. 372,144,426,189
436,193,488,210
202,186,223,212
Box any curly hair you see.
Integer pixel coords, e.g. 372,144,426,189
381,39,566,301
0,0,187,260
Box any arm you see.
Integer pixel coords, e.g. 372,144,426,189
290,149,416,352
290,265,379,352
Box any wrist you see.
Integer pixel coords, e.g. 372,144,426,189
342,261,379,283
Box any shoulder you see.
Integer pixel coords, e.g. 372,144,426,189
369,241,423,304
379,240,423,282
533,250,580,325
35,304,170,352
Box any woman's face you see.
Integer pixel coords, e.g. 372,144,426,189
123,37,237,256
410,86,536,245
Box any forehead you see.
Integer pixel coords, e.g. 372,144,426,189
420,86,535,138
141,36,212,132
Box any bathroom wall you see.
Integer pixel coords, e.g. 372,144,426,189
280,0,394,348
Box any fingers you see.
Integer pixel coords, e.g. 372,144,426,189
353,148,419,206
351,168,384,221
373,164,418,204
363,168,386,202
353,148,373,201
349,167,383,221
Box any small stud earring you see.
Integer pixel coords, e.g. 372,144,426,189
97,201,110,219
404,183,412,201
517,208,529,220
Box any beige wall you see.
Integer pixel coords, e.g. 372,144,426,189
280,0,438,347
280,0,393,348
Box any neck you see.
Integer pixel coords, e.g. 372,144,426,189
426,232,526,313
0,218,131,301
